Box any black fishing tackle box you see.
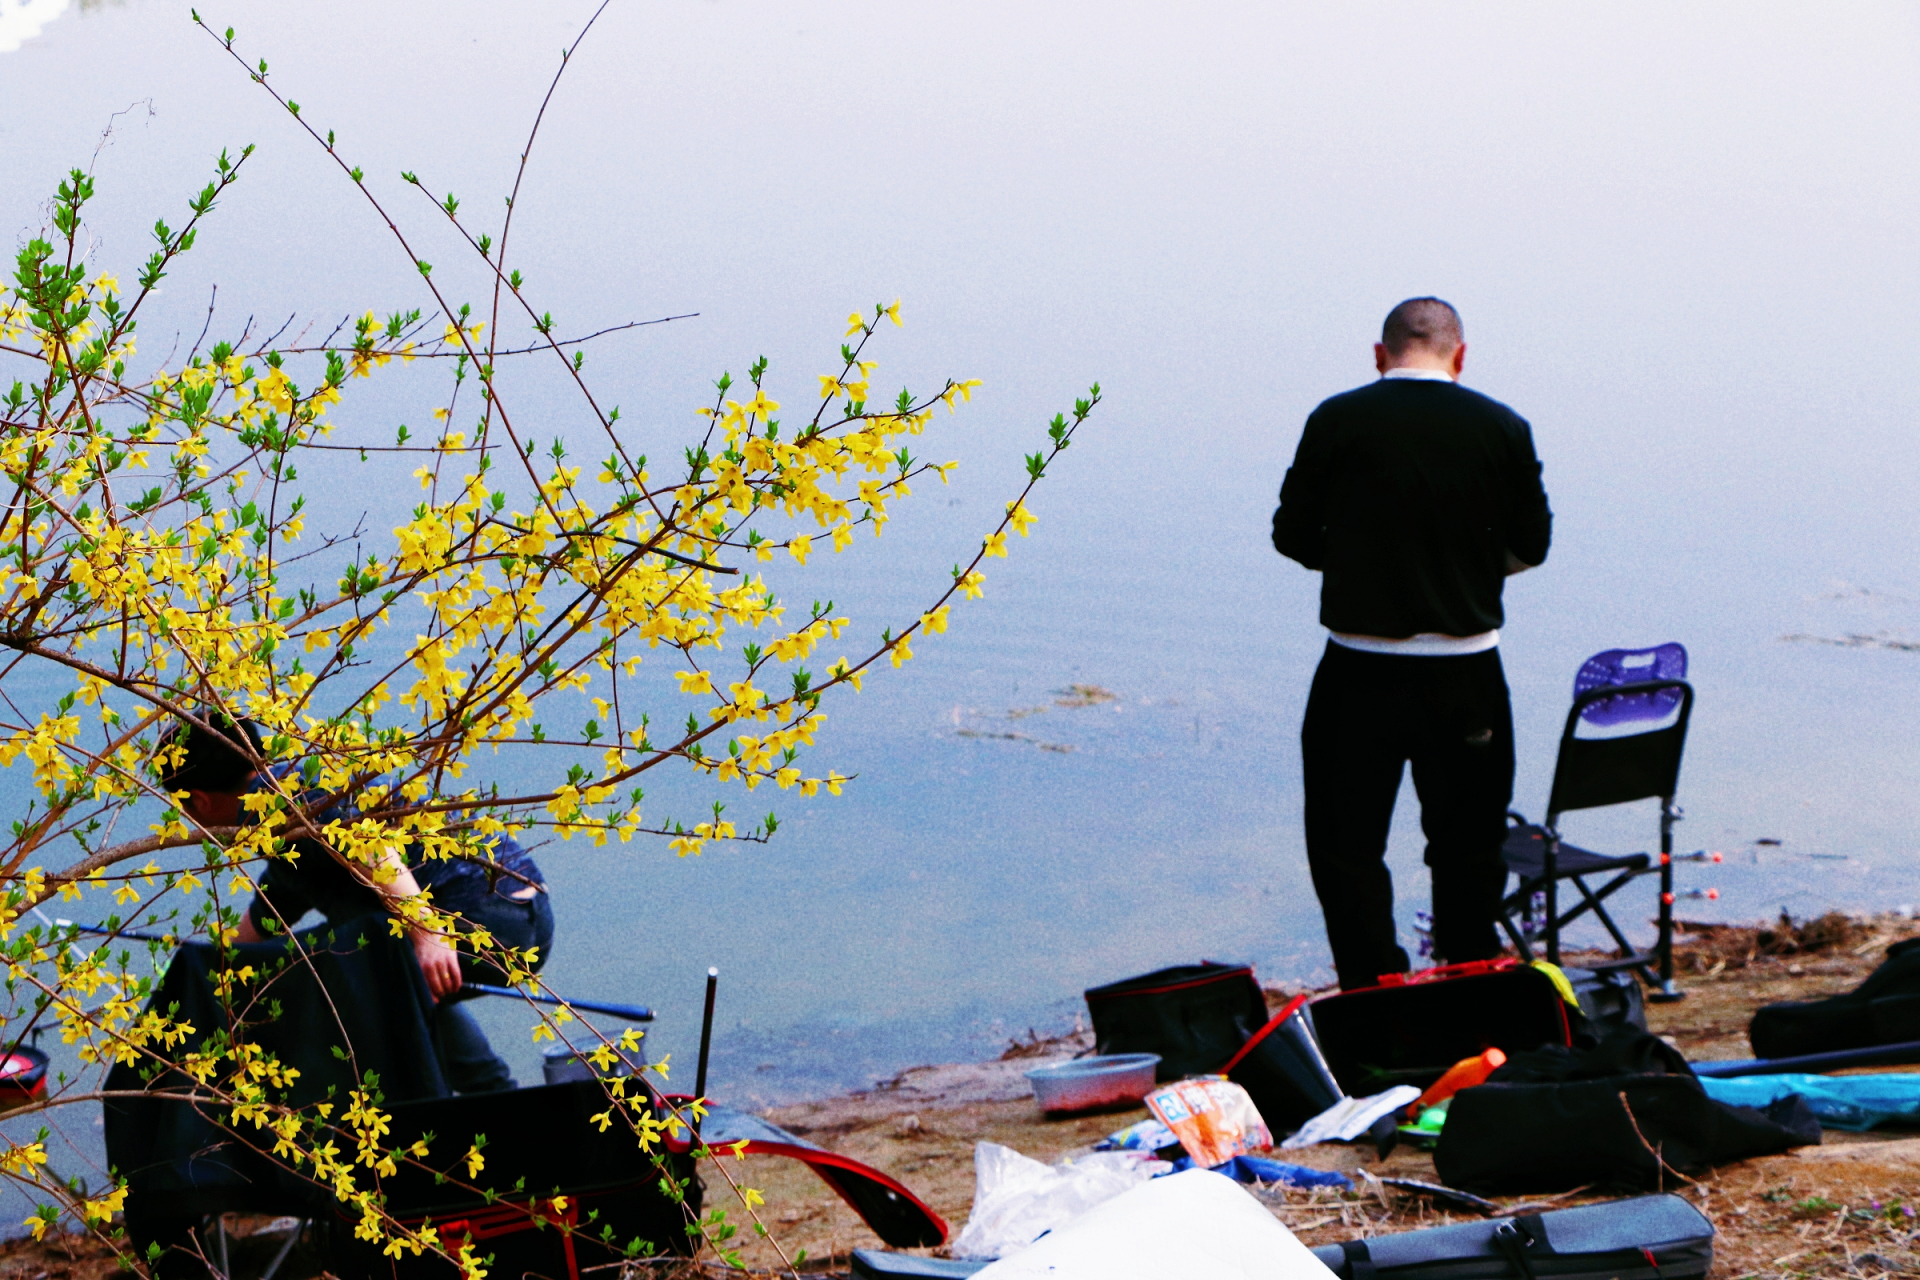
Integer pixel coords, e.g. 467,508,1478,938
1311,1194,1714,1280
1308,958,1644,1096
1085,961,1270,1081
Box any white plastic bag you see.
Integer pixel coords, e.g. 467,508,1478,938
1280,1085,1421,1148
973,1166,1337,1278
950,1142,1169,1260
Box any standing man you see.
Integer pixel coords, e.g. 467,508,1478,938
1272,298,1551,990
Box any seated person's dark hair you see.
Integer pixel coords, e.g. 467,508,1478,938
155,715,264,794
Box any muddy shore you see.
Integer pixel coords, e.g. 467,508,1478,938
718,912,1920,1279
5,913,1918,1279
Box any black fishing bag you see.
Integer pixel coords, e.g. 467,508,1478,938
1434,1029,1819,1194
1309,959,1644,1096
1222,995,1345,1130
1749,936,1920,1059
1085,962,1269,1081
1311,1194,1714,1280
319,1079,701,1279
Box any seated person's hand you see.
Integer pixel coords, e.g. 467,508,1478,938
410,928,464,1000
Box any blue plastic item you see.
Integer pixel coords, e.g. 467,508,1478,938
1165,1153,1352,1189
1698,1072,1920,1132
1094,1116,1179,1153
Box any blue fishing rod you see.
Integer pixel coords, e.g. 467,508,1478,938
51,919,652,1023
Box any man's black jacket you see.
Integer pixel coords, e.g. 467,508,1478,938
1272,378,1551,638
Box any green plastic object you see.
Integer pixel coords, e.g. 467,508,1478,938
1396,1100,1451,1147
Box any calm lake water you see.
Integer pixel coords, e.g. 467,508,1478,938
4,0,1920,1214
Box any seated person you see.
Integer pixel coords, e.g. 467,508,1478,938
158,716,554,1094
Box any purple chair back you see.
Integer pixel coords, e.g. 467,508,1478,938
1574,643,1688,727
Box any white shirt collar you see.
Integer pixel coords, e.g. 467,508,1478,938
1381,367,1457,382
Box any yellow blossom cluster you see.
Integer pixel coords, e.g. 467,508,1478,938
0,114,1098,1273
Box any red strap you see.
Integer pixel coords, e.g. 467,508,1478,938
1087,965,1257,1000
1375,958,1520,987
1221,993,1310,1073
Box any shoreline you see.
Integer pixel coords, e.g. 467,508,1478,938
725,910,1920,1277
5,911,1919,1278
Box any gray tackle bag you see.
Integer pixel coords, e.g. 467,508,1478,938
1311,1194,1713,1280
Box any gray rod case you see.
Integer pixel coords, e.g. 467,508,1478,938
1311,1194,1712,1280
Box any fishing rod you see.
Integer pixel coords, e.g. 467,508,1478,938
465,984,653,1024
49,919,652,1023
1692,1039,1920,1079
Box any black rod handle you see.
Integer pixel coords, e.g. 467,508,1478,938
695,967,718,1104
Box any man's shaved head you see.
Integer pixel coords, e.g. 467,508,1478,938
1381,297,1463,358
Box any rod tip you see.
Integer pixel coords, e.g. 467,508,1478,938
707,967,719,978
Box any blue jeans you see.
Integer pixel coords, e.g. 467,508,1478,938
432,888,556,1093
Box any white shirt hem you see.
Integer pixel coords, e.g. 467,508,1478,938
1329,630,1500,656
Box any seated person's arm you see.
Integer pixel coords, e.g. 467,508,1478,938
372,850,464,1000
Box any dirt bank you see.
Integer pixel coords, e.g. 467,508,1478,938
8,912,1918,1278
717,912,1920,1278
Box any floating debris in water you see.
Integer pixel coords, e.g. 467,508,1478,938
1780,631,1920,653
952,683,1120,751
955,728,1074,753
1054,683,1118,708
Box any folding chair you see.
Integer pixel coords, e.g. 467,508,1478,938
1499,643,1694,1002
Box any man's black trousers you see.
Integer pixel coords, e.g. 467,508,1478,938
1301,641,1515,990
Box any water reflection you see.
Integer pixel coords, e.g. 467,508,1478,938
2,0,1919,1113
0,0,70,54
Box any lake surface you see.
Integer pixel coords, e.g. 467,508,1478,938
4,0,1920,1214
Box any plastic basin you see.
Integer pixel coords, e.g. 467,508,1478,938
1025,1054,1161,1114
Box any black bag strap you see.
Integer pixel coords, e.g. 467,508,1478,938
1492,1219,1546,1280
1339,1239,1376,1280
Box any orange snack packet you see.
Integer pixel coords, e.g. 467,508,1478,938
1143,1078,1272,1169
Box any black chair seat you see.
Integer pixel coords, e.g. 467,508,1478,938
1501,824,1651,880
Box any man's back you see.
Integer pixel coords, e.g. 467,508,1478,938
1274,297,1549,989
1272,379,1550,640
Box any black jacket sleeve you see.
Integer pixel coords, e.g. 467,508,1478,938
1504,418,1552,568
1271,411,1328,570
248,850,319,936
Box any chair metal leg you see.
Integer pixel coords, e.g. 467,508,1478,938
1498,885,1539,961
1546,867,1644,934
1649,800,1684,1002
1567,875,1642,958
259,1219,307,1280
1544,828,1561,966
